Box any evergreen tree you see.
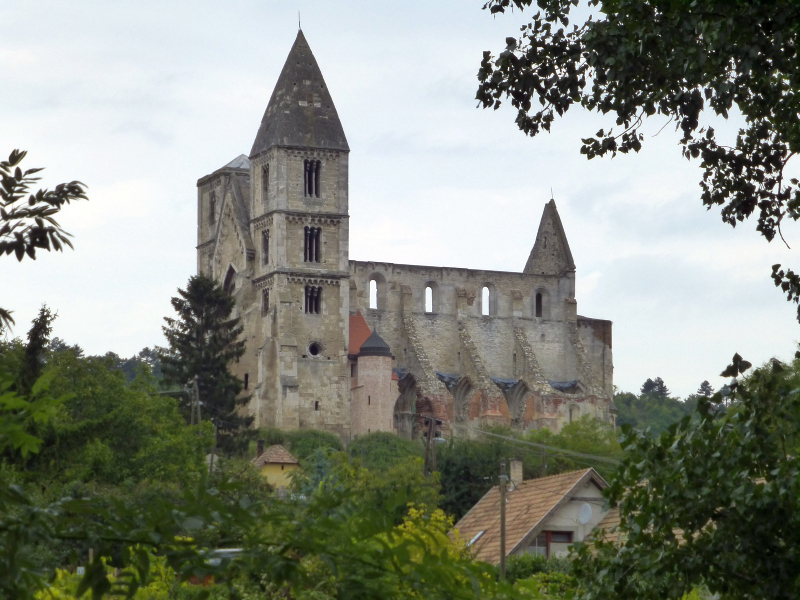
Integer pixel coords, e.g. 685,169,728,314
697,380,715,397
640,378,657,395
160,275,249,434
18,305,56,396
652,377,670,398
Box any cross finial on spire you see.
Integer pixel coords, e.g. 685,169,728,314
298,10,301,30
551,187,554,200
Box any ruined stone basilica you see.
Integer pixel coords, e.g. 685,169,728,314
196,30,616,441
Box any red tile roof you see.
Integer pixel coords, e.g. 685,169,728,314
348,310,372,356
453,468,608,564
251,444,299,467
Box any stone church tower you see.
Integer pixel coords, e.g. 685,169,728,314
197,30,353,438
196,30,616,442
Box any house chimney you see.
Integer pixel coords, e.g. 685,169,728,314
509,458,523,490
256,439,265,457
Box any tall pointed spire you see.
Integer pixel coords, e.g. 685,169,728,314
250,31,349,157
523,199,576,276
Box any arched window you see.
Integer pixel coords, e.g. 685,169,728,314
368,274,387,311
534,288,550,319
304,226,321,263
482,287,490,315
223,266,236,294
268,163,269,206
369,279,378,309
209,190,216,224
261,288,270,316
569,404,578,423
304,285,322,314
303,159,321,198
425,286,433,313
424,282,440,314
261,229,269,265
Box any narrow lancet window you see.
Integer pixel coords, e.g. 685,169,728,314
268,163,269,206
209,190,216,224
482,287,490,316
535,292,543,318
262,229,269,265
425,286,433,313
304,285,322,314
261,288,269,316
223,266,235,295
369,279,378,309
304,226,321,263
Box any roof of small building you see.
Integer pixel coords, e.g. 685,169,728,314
593,507,621,543
250,29,349,157
453,468,608,564
348,311,372,356
358,329,393,358
251,444,300,467
223,154,250,170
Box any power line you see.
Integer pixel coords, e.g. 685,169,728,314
450,423,622,465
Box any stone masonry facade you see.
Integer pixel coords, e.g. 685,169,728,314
195,30,616,442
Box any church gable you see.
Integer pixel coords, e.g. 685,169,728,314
524,200,576,276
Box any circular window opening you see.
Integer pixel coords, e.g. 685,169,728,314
308,342,323,357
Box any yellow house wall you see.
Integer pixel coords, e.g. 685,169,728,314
259,463,299,488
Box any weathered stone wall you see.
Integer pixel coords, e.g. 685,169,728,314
351,354,397,436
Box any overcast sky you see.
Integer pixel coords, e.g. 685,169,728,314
2,0,798,398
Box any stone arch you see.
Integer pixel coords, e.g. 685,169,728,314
452,376,474,421
505,380,529,426
368,272,387,311
481,283,497,316
424,281,440,314
394,373,417,439
568,401,580,424
534,287,551,319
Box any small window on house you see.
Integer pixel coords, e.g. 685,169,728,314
304,226,321,263
315,400,319,411
482,286,490,316
550,532,573,544
535,292,543,318
262,163,269,205
262,229,269,265
369,279,378,309
303,159,321,198
304,286,322,314
281,464,284,471
244,373,249,390
530,533,548,556
425,286,433,313
209,191,216,224
261,288,270,316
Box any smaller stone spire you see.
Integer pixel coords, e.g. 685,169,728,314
524,199,576,276
358,329,393,358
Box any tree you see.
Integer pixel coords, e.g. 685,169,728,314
0,150,87,329
476,1,800,320
639,378,657,395
697,380,715,397
160,274,248,435
573,353,800,600
640,377,669,397
18,305,56,396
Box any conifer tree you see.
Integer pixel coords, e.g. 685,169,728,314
18,305,56,396
160,275,249,432
697,380,715,397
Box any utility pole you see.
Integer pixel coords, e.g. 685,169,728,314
542,444,546,475
499,459,507,580
423,417,435,476
209,417,218,474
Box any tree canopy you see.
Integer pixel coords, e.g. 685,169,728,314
477,0,800,320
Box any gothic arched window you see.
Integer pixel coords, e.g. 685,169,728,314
223,266,236,295
262,229,269,265
303,159,321,198
262,163,269,206
209,190,216,225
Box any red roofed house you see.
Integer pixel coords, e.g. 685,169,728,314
251,443,300,488
453,466,610,564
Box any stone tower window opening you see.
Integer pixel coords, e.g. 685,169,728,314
262,229,269,265
304,159,321,198
535,288,550,319
209,190,216,225
424,282,439,314
261,288,270,316
315,400,319,411
304,285,322,314
569,403,579,423
481,286,490,315
369,279,378,310
304,226,321,263
308,341,323,356
262,163,269,206
223,266,236,295
244,373,249,390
